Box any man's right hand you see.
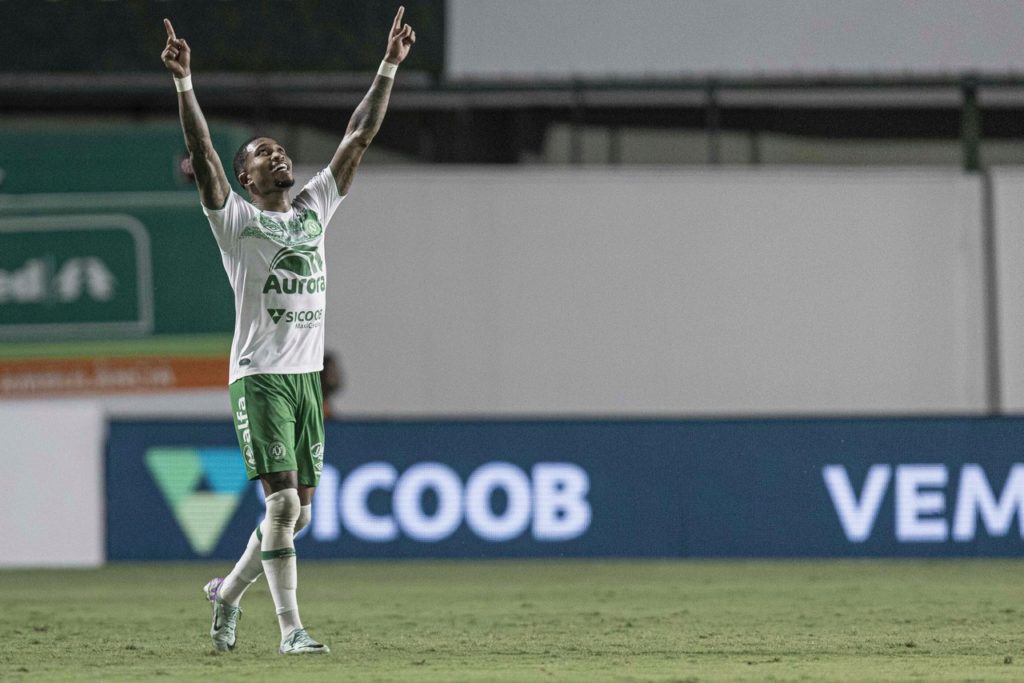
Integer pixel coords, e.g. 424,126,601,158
161,19,191,78
384,6,416,65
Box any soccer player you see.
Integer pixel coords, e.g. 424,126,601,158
160,8,415,655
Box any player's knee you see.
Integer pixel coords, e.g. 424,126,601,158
294,505,311,535
265,488,301,536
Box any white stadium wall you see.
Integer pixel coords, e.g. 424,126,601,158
447,0,1024,79
991,169,1024,413
0,401,105,566
317,167,987,416
15,166,998,419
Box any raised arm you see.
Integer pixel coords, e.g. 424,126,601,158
161,19,231,210
329,6,416,196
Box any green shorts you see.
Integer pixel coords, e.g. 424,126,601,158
229,372,325,487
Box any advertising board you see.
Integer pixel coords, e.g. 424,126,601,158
0,195,234,397
0,215,152,338
107,417,1024,560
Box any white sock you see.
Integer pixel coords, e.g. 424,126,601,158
219,504,311,607
219,523,264,606
262,489,304,638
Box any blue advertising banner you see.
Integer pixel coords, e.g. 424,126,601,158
106,417,1024,560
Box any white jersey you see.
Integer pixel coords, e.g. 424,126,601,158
203,168,344,384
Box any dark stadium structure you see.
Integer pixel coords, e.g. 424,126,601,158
3,70,1022,170
2,1,1022,169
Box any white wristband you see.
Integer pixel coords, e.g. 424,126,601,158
377,61,398,79
174,75,193,93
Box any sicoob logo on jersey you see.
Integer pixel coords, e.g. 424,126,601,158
264,245,324,328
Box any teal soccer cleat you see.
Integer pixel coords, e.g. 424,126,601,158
204,579,241,652
279,628,330,654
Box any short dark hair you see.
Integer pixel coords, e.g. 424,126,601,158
233,135,263,184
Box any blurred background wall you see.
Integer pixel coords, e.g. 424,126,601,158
323,167,987,416
448,0,1024,78
6,1,1024,563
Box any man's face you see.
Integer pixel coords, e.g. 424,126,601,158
241,137,295,192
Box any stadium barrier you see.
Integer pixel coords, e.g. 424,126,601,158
107,417,1024,561
2,401,104,566
0,167,994,414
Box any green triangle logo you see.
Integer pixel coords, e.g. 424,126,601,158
145,448,249,556
176,493,244,555
268,308,285,324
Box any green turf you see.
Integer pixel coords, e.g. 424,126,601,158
1,560,1022,681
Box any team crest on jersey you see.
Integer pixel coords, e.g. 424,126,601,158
255,208,323,245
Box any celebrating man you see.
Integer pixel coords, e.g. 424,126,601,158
160,8,415,654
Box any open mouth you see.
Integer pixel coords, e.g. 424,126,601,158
272,163,289,173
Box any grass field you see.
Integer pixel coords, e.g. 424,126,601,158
1,559,1022,681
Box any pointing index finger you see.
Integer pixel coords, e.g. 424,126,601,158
392,6,405,32
164,18,176,40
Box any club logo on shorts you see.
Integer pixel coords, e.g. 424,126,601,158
243,445,255,468
311,442,324,473
269,441,287,463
